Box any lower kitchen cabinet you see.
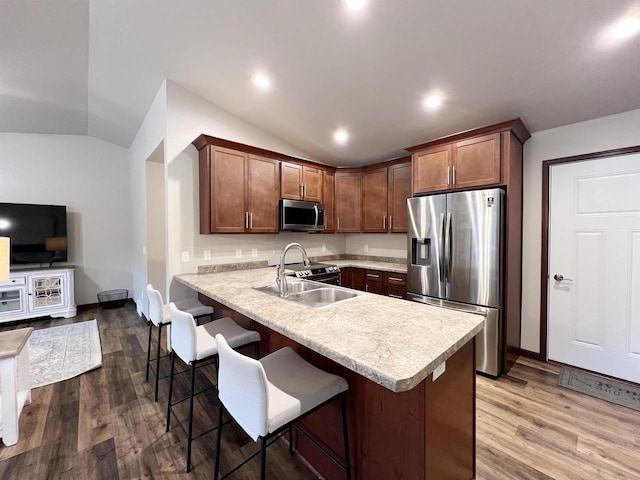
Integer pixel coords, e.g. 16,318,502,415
341,267,407,299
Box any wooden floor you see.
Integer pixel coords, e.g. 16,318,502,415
0,304,638,479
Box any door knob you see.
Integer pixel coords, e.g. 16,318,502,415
553,274,573,282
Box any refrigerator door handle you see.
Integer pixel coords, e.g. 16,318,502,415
439,213,446,283
444,212,452,284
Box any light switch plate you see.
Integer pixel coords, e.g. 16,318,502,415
236,249,242,258
364,245,369,253
322,244,327,252
252,248,258,258
432,361,446,381
204,250,211,260
181,251,189,263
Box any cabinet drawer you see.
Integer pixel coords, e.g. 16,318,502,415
383,272,407,286
386,284,407,300
1,276,26,287
365,271,382,281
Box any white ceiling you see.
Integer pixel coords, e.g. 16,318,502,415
2,0,639,165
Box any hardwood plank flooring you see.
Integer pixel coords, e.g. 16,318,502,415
0,304,638,479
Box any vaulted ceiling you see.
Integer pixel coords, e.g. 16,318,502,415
2,0,639,165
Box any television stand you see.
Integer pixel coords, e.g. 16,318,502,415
0,267,76,324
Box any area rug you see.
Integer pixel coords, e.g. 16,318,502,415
0,320,103,394
558,367,640,412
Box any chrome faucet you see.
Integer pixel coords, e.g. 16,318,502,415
276,243,310,297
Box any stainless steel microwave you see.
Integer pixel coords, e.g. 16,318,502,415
279,199,325,232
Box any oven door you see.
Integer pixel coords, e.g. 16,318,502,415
309,272,341,286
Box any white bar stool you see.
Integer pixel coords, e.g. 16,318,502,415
145,284,214,401
213,333,351,480
166,303,260,472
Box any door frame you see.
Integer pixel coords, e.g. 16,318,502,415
539,145,640,360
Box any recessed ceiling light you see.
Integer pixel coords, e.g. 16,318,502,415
334,129,350,144
423,94,443,109
344,0,367,11
611,16,640,39
252,73,271,90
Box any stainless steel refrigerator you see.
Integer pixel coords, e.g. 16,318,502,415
407,188,504,377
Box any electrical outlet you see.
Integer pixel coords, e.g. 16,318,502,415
322,244,327,252
181,251,190,262
142,245,146,255
236,248,242,258
364,245,369,253
204,250,211,260
252,248,258,258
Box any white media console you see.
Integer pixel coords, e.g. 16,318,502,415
0,267,76,324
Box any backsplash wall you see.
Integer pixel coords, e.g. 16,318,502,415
345,233,407,259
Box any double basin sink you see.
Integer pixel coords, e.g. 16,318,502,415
254,279,363,309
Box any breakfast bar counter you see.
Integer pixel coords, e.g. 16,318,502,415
176,267,484,479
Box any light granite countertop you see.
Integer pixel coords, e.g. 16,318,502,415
175,267,483,393
330,259,407,274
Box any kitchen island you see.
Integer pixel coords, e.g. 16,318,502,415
176,266,484,479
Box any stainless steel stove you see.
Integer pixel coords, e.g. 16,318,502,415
285,262,341,285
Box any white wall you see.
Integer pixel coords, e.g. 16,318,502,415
128,81,167,315
164,82,346,299
521,109,640,353
0,133,131,305
345,233,406,259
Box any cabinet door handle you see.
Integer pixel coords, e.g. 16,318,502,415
452,166,456,185
447,166,451,185
388,277,404,282
303,184,306,197
365,284,369,292
389,215,392,231
250,212,253,229
366,273,380,279
383,215,386,230
337,217,340,230
300,184,304,198
245,211,249,229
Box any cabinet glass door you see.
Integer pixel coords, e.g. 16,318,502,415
29,275,65,310
0,287,27,316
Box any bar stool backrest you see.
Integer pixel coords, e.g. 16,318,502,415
216,333,269,441
168,303,198,363
146,284,166,327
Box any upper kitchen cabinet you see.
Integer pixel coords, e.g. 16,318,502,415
408,119,530,196
194,135,282,234
387,160,411,233
362,158,411,233
322,170,335,233
281,162,323,202
362,166,388,233
335,170,362,233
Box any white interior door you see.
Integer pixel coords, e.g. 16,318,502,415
548,153,640,383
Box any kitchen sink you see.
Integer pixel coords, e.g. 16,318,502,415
254,280,362,308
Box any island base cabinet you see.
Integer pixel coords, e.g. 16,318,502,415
199,294,476,480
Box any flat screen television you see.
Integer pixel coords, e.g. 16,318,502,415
0,203,68,266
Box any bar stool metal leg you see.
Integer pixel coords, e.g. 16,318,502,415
260,437,267,480
145,323,153,381
166,352,175,432
154,324,164,401
186,362,197,472
214,401,224,480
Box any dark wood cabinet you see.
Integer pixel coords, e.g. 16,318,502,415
362,166,388,233
412,144,451,194
452,133,501,189
341,267,407,299
387,161,411,233
322,171,335,233
281,162,323,202
247,154,280,233
411,132,500,195
364,270,384,294
340,267,365,291
335,170,362,233
383,272,407,299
